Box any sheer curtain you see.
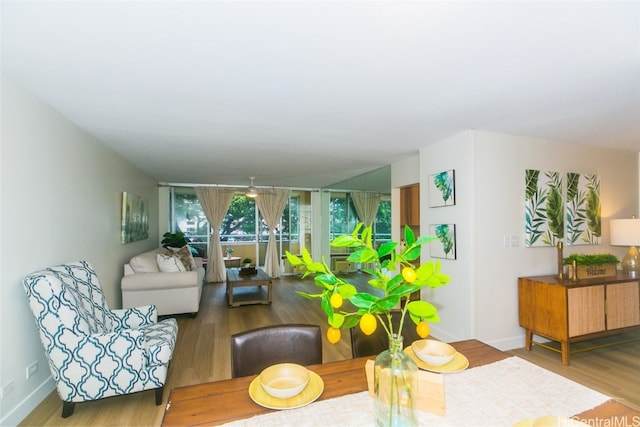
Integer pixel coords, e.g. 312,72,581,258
255,189,291,278
195,187,235,283
351,192,381,227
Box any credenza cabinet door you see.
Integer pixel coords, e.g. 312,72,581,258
567,285,605,337
606,281,640,330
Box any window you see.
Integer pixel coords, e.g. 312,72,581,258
169,187,305,265
329,192,391,244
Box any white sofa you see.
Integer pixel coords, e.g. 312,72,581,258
121,247,205,316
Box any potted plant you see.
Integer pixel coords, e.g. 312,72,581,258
225,247,234,258
563,253,619,279
242,258,252,267
161,232,188,249
286,223,451,426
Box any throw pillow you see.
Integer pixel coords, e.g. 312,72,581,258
156,253,187,273
130,251,161,273
167,245,196,271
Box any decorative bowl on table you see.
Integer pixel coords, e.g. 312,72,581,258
259,363,310,399
411,339,456,366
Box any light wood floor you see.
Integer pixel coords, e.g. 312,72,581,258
20,273,640,426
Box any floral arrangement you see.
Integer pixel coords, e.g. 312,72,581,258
286,223,451,344
225,247,234,256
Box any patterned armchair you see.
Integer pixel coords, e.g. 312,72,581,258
22,261,178,417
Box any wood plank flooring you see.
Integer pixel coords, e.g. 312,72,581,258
20,273,640,426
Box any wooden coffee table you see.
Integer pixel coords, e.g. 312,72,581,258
226,268,272,307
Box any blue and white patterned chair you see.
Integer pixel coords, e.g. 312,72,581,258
22,261,178,417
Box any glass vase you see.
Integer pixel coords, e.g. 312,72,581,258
374,334,418,427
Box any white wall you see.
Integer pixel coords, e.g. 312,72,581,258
419,132,475,343
0,76,160,425
390,154,420,243
471,130,638,350
412,129,639,351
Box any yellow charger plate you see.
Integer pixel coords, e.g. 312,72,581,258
249,370,324,410
404,346,469,373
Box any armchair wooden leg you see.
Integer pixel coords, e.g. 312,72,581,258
61,401,75,418
155,387,164,405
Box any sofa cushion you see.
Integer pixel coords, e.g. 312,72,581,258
130,250,161,273
167,245,195,271
156,253,187,272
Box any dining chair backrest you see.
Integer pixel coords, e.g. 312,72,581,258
230,324,322,378
350,310,421,358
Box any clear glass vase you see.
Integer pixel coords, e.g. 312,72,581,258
374,334,418,427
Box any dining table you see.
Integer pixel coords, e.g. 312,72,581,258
161,339,638,426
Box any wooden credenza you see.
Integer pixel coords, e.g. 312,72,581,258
518,272,640,364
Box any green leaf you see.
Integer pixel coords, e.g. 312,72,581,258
349,293,378,310
374,295,401,311
351,222,364,240
285,251,303,266
343,315,360,329
306,261,327,273
301,247,313,265
348,247,377,263
295,291,323,299
404,246,421,261
404,225,416,246
328,312,345,328
377,241,398,258
407,300,437,318
338,284,358,299
331,235,358,247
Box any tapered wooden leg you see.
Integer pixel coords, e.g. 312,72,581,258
561,341,570,365
155,387,164,405
61,401,75,418
524,330,533,351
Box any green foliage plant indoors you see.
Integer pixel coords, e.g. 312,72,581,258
285,223,451,344
161,232,188,248
563,253,619,266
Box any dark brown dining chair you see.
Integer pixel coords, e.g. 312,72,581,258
350,311,421,358
230,324,323,378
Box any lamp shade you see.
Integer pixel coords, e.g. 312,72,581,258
610,218,640,246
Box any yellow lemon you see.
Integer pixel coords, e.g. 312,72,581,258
416,321,430,338
330,293,343,309
327,327,341,344
359,313,377,336
402,267,417,283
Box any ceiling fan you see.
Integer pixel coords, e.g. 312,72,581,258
245,177,258,198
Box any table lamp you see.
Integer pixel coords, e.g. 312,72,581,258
609,216,640,274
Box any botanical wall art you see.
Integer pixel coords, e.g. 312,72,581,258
429,224,456,259
565,172,601,245
525,170,564,247
121,192,149,244
524,169,601,247
428,169,455,207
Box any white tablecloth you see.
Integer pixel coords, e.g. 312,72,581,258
221,356,610,427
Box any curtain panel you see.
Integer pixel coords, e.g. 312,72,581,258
195,187,235,283
255,189,291,278
351,192,382,227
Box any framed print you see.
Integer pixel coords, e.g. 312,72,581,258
429,224,456,259
429,169,455,207
121,192,149,244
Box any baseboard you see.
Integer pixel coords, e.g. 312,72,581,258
428,326,526,353
1,376,55,426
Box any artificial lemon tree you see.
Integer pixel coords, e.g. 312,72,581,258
286,223,451,344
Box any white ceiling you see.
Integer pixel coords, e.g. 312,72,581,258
2,1,639,191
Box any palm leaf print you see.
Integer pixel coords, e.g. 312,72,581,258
433,171,453,204
544,171,564,244
584,174,601,243
434,224,454,256
525,169,548,246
